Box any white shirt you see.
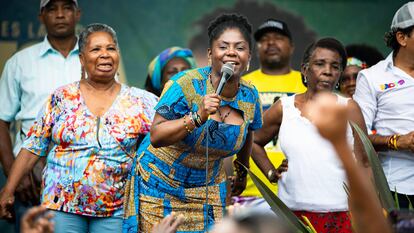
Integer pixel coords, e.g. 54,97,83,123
277,94,353,212
354,53,414,195
0,36,81,155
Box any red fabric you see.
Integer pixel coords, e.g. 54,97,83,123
294,211,353,233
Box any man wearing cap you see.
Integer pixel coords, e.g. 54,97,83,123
0,0,81,227
235,19,306,210
354,2,414,208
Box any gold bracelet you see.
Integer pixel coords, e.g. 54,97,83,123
387,134,400,150
183,115,193,133
387,135,393,149
393,134,400,150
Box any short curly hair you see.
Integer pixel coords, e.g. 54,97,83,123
384,25,414,56
301,38,347,87
207,13,253,52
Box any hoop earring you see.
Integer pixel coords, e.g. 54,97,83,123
304,76,308,84
81,67,85,80
246,62,250,72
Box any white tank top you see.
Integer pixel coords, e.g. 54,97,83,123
278,94,353,212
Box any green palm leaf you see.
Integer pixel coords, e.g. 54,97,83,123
237,162,314,233
350,122,395,212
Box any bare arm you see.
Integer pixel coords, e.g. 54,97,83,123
369,131,414,152
0,149,39,218
235,129,253,168
230,130,253,196
0,120,15,176
347,99,372,178
305,93,392,233
0,120,39,206
150,94,220,148
150,113,195,148
333,138,392,233
251,100,285,181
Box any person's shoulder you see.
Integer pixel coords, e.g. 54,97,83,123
173,67,206,86
240,79,260,99
127,85,158,101
359,57,387,79
5,42,43,65
54,81,78,94
240,78,256,90
289,69,302,77
48,81,79,105
242,69,261,81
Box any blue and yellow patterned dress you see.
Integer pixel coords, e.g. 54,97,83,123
123,67,262,233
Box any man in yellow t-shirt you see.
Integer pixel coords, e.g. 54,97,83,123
235,19,306,210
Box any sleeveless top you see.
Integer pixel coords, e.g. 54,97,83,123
278,94,353,212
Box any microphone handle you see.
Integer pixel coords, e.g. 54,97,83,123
215,76,227,95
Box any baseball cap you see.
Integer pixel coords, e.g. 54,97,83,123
391,2,414,30
40,0,78,11
254,19,292,41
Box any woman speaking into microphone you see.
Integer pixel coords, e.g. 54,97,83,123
123,14,262,233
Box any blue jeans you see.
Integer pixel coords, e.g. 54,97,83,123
52,211,123,233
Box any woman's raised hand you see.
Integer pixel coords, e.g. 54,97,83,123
197,94,221,122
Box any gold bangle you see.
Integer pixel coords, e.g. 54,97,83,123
394,134,400,150
183,115,193,133
387,134,400,150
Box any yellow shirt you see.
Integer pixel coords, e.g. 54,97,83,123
241,69,306,197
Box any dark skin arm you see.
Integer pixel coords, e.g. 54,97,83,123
0,149,39,219
251,100,288,183
304,93,392,233
347,100,372,178
150,94,221,148
369,131,414,152
0,120,38,205
0,120,14,176
230,129,253,196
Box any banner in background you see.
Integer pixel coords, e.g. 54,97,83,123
0,0,403,87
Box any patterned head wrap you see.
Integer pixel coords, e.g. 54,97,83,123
147,47,197,92
347,57,367,69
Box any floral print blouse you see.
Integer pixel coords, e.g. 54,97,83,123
22,81,158,217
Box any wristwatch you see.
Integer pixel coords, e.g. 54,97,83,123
267,169,278,183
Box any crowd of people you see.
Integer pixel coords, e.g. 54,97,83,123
0,0,413,233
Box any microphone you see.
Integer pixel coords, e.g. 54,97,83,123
215,63,235,95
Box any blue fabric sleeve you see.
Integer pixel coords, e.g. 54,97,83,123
248,86,263,131
154,79,190,120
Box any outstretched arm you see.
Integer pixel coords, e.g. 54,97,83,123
304,93,392,233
